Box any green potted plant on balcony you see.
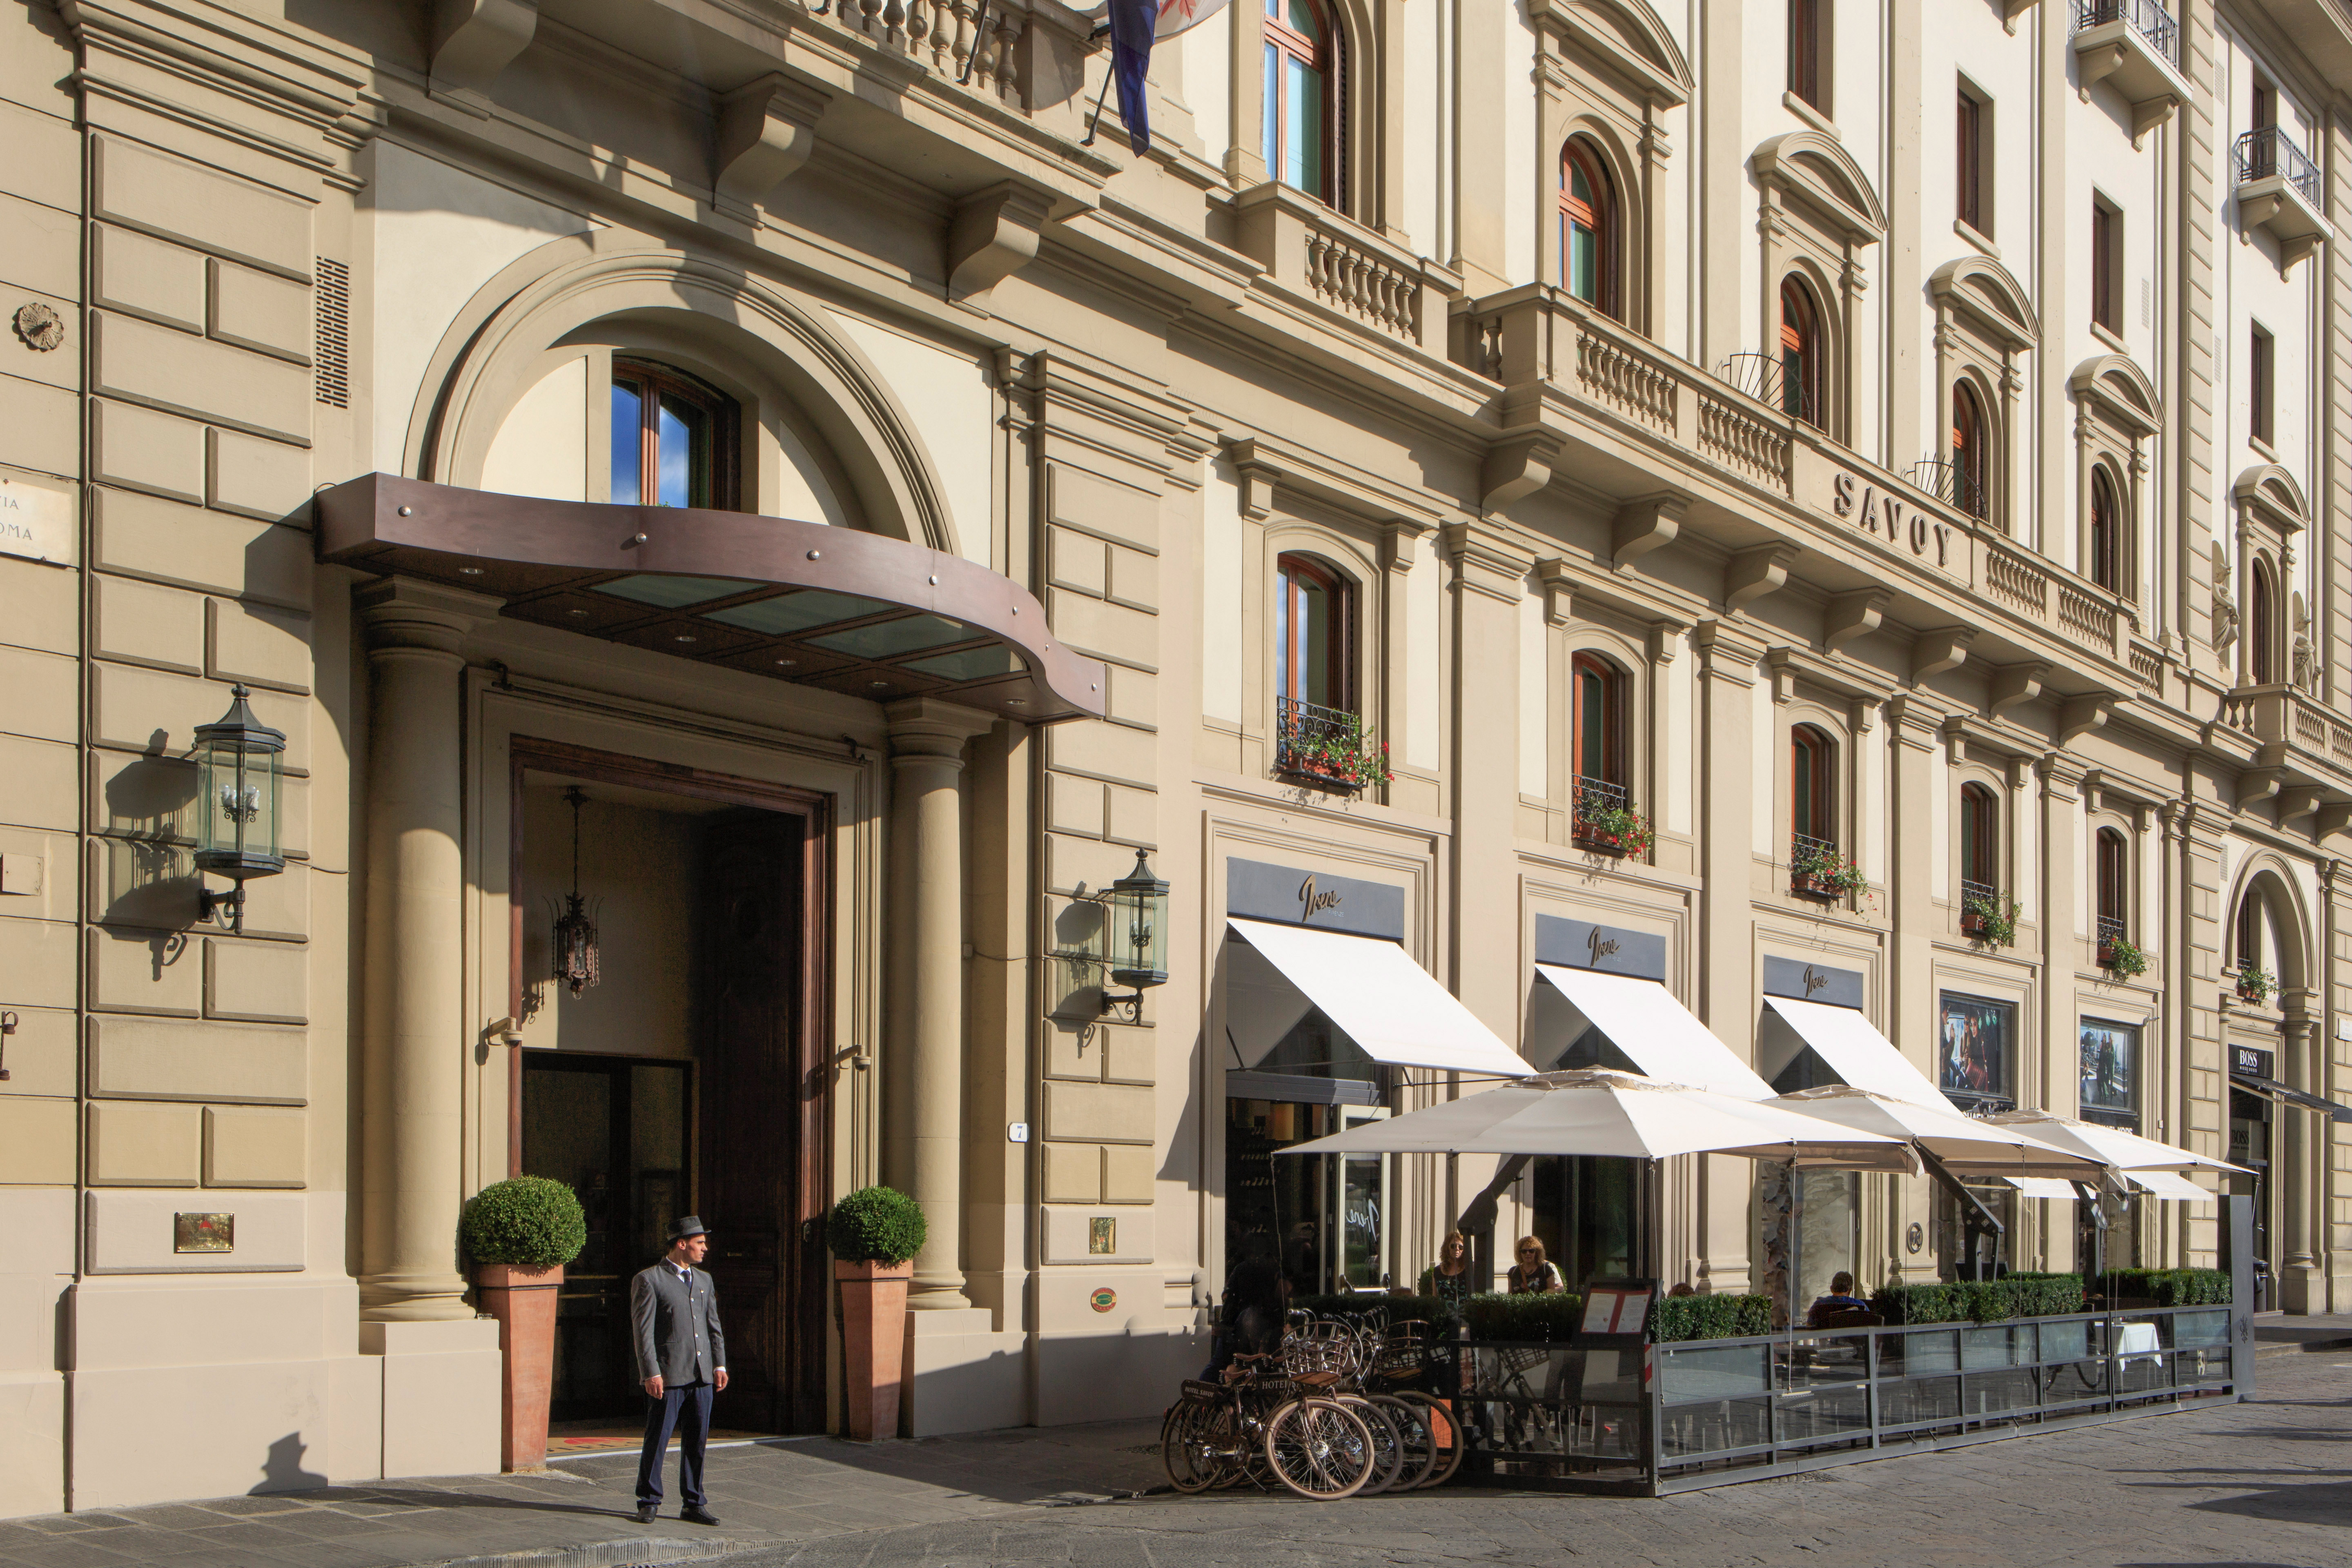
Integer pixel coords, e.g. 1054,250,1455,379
1789,840,1866,900
2236,964,2276,1005
829,1185,927,1441
1573,799,1655,857
1962,890,2020,947
1277,710,1395,792
461,1175,587,1472
2099,935,2149,978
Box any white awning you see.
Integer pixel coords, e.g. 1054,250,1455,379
1226,918,1530,1079
2126,1169,2215,1203
1534,965,1775,1101
2004,1177,2085,1201
1762,996,1953,1108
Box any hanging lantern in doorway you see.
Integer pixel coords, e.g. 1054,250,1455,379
1098,848,1170,1021
550,786,601,996
192,684,286,936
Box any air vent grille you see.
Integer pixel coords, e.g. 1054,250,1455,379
315,256,350,408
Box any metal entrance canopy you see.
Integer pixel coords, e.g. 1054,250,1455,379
314,474,1109,723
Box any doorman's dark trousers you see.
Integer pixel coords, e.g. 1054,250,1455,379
634,1381,713,1508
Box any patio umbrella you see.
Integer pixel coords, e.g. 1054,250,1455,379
1774,1086,2111,1180
1978,1109,2250,1176
1278,1069,1918,1172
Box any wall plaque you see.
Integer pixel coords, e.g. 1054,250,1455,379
1226,857,1407,940
174,1212,234,1254
1088,1287,1118,1312
1089,1216,1116,1254
0,469,74,565
1762,955,1864,1009
1534,914,1667,980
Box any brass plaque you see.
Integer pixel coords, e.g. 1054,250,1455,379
1088,1216,1115,1255
174,1212,234,1254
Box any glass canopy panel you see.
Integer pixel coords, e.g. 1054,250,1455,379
902,645,1026,682
595,575,753,609
807,614,973,660
704,590,890,635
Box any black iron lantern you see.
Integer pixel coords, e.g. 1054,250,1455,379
550,786,601,997
1100,848,1169,1018
192,684,285,935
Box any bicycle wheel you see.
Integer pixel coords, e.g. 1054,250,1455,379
1370,1393,1436,1491
1337,1395,1405,1495
1161,1399,1223,1494
1397,1392,1465,1488
1262,1397,1374,1500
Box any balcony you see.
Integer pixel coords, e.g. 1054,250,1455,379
2071,0,2191,143
1570,776,1651,857
1234,183,1458,354
2218,682,2352,808
2096,915,2129,969
2234,127,2333,272
1789,834,1858,901
1906,457,1986,522
1274,696,1391,794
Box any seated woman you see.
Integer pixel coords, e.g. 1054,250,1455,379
1417,1230,1477,1309
1506,1236,1566,1295
1806,1270,1872,1327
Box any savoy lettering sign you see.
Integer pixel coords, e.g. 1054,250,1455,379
1829,471,1958,570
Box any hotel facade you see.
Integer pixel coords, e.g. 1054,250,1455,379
1,0,2348,1515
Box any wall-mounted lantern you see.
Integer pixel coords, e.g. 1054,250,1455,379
1098,848,1169,1022
192,685,285,935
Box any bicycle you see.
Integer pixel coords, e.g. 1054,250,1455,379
1161,1353,1378,1499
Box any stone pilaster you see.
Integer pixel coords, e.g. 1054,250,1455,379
357,579,499,1323
1693,619,1768,1294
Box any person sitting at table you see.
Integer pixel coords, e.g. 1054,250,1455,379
1417,1230,1477,1308
1806,1271,1871,1326
1506,1236,1566,1295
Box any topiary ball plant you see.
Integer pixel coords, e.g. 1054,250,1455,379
827,1185,927,1265
461,1176,587,1268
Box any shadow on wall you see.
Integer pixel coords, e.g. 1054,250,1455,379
253,1433,328,1495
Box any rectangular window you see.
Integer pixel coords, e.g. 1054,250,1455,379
2090,198,2120,334
1938,992,2015,1111
1787,0,1826,113
2079,1020,2139,1129
2253,80,2275,132
1956,87,1985,235
2250,323,2274,447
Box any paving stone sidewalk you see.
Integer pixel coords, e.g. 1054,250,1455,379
0,1419,1169,1568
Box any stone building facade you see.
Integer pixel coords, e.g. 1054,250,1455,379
0,0,2348,1518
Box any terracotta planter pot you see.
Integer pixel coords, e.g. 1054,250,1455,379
475,1263,564,1472
835,1258,911,1441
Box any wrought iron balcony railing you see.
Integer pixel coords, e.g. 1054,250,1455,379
1570,775,1634,852
1715,352,1815,426
2096,914,2128,960
2234,125,2322,205
1274,696,1385,793
1907,458,1987,521
1789,832,1848,899
1960,877,1999,935
2073,0,2178,67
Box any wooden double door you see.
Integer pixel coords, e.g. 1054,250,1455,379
517,771,828,1434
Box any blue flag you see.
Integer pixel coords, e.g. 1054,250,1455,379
1107,0,1156,156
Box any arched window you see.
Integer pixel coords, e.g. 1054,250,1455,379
1791,725,1835,844
1788,0,1828,113
612,360,736,509
1275,553,1352,713
1263,0,1334,203
2088,468,2120,591
1570,654,1628,845
1958,782,1998,935
1780,278,1823,428
2096,827,2128,951
1951,382,1989,519
1560,141,1616,314
2236,891,2263,971
2250,559,2276,684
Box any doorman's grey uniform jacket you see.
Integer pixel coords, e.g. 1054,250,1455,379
630,1261,727,1385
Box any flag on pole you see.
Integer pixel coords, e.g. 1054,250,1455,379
1105,0,1158,156
1089,0,1233,40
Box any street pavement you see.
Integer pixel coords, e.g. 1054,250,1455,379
0,1353,2345,1568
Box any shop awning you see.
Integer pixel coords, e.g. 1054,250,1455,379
2230,1069,2352,1122
2004,1177,2087,1200
1226,919,1530,1079
1534,965,1774,1101
1762,996,1952,1107
2005,1170,2214,1203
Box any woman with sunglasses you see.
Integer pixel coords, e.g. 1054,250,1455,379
1506,1235,1566,1295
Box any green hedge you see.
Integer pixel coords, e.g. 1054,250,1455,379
1649,1292,1774,1343
1461,1291,1586,1341
1870,1272,2085,1325
2098,1267,2232,1307
826,1185,927,1264
460,1176,586,1267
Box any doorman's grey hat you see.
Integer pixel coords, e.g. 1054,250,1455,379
666,1215,709,1242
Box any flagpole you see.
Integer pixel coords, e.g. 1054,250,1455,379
1078,65,1116,147
956,0,989,85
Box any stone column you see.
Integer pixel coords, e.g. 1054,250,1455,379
358,579,498,1322
1885,697,1944,1284
884,698,997,1310
1693,620,1766,1294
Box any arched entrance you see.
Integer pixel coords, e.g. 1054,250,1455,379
2223,865,2318,1312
